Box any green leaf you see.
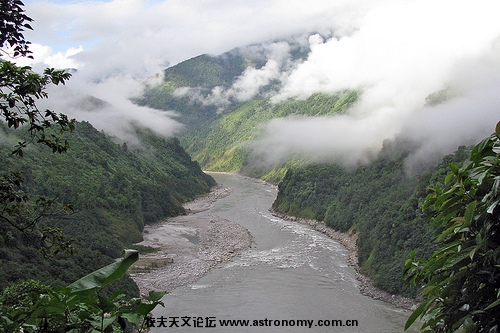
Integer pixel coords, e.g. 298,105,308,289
68,249,139,292
120,312,142,325
484,298,500,310
468,245,480,260
449,163,461,174
145,290,166,303
464,201,477,224
135,291,165,316
444,172,456,184
437,219,463,241
405,302,426,331
441,250,471,270
487,200,499,214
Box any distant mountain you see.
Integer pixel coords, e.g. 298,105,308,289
136,35,358,181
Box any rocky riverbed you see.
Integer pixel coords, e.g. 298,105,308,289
130,185,253,295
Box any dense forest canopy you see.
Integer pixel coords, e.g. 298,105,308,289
404,123,500,332
0,3,214,330
2,1,499,331
272,139,471,296
0,121,215,288
137,39,498,305
136,49,361,182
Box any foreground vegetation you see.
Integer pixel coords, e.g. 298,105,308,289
0,250,165,332
3,2,498,330
272,126,500,332
404,123,500,332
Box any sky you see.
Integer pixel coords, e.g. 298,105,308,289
13,0,500,168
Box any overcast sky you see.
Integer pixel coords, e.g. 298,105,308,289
21,0,361,74
16,0,500,168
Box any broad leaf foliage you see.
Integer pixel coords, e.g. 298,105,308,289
0,0,33,58
404,122,500,332
0,0,76,254
0,2,166,332
0,250,165,332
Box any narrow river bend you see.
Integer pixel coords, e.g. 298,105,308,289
150,173,417,332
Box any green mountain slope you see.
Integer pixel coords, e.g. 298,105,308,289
193,92,359,177
272,141,471,296
164,53,248,89
137,50,360,181
0,121,215,289
137,53,247,129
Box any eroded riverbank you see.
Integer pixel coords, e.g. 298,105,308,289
270,209,419,311
130,185,253,295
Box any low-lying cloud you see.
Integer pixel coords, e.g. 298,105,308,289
173,40,299,106
249,0,500,169
37,73,184,146
20,0,364,143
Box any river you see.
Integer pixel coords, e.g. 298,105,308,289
150,173,418,332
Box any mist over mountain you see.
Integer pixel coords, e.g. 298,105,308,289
136,23,500,177
19,0,499,171
5,0,500,310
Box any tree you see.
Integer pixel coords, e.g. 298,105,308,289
1,0,33,59
404,122,500,332
1,0,75,156
1,0,76,255
1,3,165,332
0,250,165,332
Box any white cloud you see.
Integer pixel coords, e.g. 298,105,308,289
19,0,362,141
15,0,500,166
252,0,500,168
38,73,184,145
24,0,359,74
171,40,296,106
9,44,83,69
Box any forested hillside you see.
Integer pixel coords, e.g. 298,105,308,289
0,121,215,290
193,91,358,178
138,53,246,128
272,140,471,296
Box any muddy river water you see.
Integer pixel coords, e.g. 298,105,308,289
149,173,418,332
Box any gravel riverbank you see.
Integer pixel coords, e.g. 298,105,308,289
130,185,253,295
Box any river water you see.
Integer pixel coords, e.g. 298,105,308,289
150,173,417,333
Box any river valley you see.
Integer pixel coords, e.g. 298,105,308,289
148,173,418,333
